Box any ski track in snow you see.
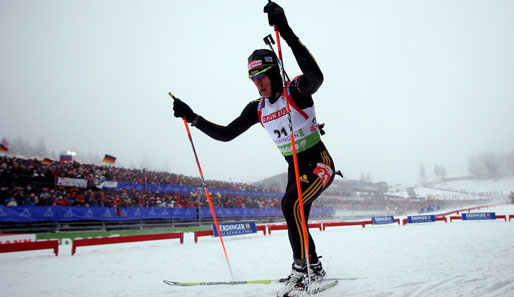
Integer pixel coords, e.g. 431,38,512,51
1,204,514,297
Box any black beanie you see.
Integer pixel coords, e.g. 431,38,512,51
248,49,283,99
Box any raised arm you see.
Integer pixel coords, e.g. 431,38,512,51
264,1,324,95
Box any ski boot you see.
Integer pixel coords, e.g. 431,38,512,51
277,262,309,297
309,259,326,282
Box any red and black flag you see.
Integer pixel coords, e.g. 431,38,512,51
41,158,53,165
102,154,116,164
0,138,8,153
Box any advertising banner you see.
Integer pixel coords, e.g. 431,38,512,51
0,206,196,222
107,181,283,198
408,215,436,224
0,233,36,244
213,222,257,237
0,206,334,223
462,212,496,220
372,216,396,225
57,177,88,188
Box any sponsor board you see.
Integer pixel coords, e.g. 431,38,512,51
0,233,36,244
372,216,396,225
213,222,257,237
462,212,496,220
408,215,436,224
57,177,88,188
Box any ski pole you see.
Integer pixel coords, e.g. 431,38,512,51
267,30,312,281
168,92,234,280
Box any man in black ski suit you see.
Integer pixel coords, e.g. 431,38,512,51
173,2,336,294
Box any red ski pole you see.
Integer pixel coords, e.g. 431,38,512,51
168,92,234,280
268,29,312,279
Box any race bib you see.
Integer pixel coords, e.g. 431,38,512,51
313,162,333,188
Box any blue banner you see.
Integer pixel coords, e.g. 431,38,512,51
213,222,257,237
0,206,196,222
200,207,281,218
462,212,496,220
408,215,436,224
0,205,334,222
421,205,440,213
106,182,283,198
372,216,396,224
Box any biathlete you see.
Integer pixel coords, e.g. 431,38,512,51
173,2,338,294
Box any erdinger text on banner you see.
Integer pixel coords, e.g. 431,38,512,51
213,222,257,237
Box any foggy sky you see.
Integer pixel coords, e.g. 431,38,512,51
1,0,513,185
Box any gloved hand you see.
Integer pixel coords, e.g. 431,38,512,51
173,98,198,123
263,1,289,31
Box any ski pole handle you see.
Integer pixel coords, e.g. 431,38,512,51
263,34,275,46
168,92,189,124
168,92,177,101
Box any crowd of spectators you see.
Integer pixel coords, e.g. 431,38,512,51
0,156,280,191
0,156,282,208
1,155,489,214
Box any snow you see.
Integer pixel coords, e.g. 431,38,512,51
435,176,514,194
386,176,514,201
1,204,514,297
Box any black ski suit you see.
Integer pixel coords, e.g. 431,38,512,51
192,28,335,263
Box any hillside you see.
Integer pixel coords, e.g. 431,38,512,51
254,172,514,201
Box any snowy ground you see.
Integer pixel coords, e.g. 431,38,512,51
2,204,514,297
435,176,514,194
385,176,514,201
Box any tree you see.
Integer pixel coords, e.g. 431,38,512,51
10,135,34,157
35,137,48,158
468,151,510,179
419,163,426,184
360,171,372,183
50,150,58,160
139,154,152,170
434,164,447,180
468,155,487,178
505,149,514,176
481,152,502,178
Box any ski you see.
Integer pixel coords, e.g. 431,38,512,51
163,277,355,287
163,279,280,286
310,280,339,294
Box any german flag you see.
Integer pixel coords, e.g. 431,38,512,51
0,144,7,153
41,158,53,165
102,154,116,164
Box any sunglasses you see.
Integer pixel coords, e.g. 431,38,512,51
248,66,273,80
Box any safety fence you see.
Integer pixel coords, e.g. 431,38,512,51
71,232,184,255
0,239,59,256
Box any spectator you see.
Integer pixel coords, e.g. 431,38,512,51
6,197,18,206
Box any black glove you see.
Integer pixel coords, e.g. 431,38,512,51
173,98,198,123
263,1,289,31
